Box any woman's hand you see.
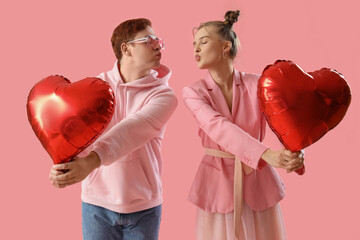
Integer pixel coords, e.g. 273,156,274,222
285,149,305,173
49,151,101,188
261,148,304,172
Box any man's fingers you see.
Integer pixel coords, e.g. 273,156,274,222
56,173,72,181
51,176,77,185
52,170,75,181
51,178,79,188
52,163,71,171
49,169,65,181
50,176,78,187
50,168,63,176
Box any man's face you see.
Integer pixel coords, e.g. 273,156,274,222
125,26,162,70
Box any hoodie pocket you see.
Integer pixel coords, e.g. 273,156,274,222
83,158,153,203
127,158,153,201
111,158,153,203
85,167,101,187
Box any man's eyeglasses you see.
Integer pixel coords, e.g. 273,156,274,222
126,35,165,50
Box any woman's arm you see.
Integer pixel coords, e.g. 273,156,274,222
183,85,303,171
183,85,267,169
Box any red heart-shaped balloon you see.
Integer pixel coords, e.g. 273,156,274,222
27,75,115,164
258,60,351,152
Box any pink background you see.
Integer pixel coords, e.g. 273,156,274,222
1,0,359,239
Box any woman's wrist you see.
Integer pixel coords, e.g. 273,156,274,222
261,148,272,163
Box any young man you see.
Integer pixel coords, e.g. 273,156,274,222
49,18,178,240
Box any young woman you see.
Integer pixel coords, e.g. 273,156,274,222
49,18,178,240
183,10,304,240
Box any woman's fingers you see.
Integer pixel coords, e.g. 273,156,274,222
263,148,304,171
286,163,304,173
280,151,294,163
283,149,292,157
280,159,289,168
283,149,302,158
285,156,304,173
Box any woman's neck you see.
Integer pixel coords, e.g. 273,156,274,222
209,60,234,89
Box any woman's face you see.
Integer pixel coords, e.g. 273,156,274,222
193,25,225,69
125,26,162,70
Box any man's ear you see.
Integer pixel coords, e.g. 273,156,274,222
121,43,131,56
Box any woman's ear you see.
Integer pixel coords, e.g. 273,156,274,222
223,41,232,54
121,43,131,57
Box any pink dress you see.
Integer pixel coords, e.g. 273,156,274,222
196,202,286,240
182,69,287,240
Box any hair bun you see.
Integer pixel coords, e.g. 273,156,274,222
224,10,240,28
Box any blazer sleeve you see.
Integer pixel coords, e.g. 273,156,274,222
92,88,178,166
182,85,268,170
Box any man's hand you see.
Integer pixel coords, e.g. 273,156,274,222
49,151,101,188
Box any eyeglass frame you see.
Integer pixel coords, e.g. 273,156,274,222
126,35,165,50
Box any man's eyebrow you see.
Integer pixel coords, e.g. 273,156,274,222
193,36,210,46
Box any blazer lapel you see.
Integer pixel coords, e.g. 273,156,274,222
204,71,234,121
231,69,242,118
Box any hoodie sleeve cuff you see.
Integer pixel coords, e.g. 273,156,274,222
92,143,112,166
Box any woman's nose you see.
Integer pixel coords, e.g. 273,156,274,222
194,45,200,53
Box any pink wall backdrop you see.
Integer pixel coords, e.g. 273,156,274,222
1,0,359,239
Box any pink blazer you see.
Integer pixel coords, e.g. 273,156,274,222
182,69,285,213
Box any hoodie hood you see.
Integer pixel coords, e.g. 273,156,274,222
104,61,172,88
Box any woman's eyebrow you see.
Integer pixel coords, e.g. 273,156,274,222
193,36,210,46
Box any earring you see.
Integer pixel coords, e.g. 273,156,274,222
223,52,226,58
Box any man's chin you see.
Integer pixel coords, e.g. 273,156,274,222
152,61,161,69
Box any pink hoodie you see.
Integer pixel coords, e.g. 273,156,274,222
80,61,178,213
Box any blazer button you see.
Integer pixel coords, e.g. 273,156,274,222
244,157,252,165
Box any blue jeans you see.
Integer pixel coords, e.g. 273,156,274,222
82,202,162,240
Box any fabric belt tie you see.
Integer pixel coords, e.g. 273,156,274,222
204,148,254,240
